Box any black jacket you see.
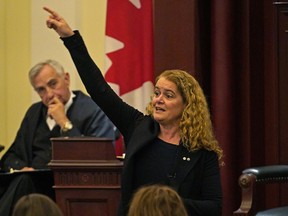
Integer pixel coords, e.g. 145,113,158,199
62,31,222,216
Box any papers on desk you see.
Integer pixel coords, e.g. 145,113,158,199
116,153,125,161
8,168,50,174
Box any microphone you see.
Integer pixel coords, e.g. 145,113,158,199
0,144,4,152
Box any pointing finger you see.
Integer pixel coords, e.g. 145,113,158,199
43,6,60,19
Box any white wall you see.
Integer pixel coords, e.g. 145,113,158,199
31,0,107,102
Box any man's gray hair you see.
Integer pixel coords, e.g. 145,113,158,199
29,59,65,85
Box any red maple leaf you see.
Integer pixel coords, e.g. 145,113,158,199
105,0,154,96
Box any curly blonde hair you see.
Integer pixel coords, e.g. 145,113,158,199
146,69,223,161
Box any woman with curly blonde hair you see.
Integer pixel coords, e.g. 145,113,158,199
128,184,188,216
146,70,223,159
44,6,223,216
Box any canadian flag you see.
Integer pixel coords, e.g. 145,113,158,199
104,0,154,156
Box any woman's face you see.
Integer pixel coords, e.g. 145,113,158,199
152,77,186,126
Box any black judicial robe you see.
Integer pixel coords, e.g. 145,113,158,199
0,90,115,216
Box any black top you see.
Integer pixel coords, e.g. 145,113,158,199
133,138,179,189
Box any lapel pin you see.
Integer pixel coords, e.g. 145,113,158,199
182,157,190,161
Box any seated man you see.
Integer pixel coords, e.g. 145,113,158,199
0,59,115,216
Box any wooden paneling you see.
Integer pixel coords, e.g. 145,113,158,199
274,1,288,206
153,0,288,214
49,137,123,216
153,0,198,77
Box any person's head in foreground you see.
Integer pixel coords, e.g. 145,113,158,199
12,193,63,216
128,184,188,216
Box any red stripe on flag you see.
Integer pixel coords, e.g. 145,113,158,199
105,0,154,95
105,0,154,156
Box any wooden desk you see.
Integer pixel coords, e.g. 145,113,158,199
49,137,123,216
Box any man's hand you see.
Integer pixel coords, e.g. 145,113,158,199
43,6,74,38
47,96,69,128
21,167,35,171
